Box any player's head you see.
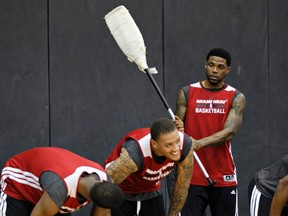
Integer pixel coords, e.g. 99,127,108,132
90,181,125,208
205,48,231,86
150,118,181,161
150,118,177,141
206,48,231,66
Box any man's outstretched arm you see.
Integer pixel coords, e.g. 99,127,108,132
270,175,288,216
168,149,193,216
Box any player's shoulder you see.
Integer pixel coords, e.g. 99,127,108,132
225,84,244,95
180,82,200,100
187,82,201,88
225,84,245,101
181,82,199,90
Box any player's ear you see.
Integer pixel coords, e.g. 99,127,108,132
151,139,157,148
226,66,231,75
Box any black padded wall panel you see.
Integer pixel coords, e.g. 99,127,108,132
0,0,49,167
48,1,164,164
269,0,288,162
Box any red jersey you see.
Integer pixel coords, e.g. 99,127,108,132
185,82,237,186
105,128,185,194
1,147,108,214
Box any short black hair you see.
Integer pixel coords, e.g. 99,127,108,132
150,118,177,141
90,181,125,208
206,48,231,66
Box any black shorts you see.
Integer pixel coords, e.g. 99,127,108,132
111,194,165,216
1,196,34,216
181,185,238,216
248,178,288,216
1,195,71,216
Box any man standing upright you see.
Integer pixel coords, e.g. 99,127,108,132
174,48,246,216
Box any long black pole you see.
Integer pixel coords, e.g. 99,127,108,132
144,68,216,186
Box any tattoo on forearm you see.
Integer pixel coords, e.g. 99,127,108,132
169,151,193,216
107,149,137,184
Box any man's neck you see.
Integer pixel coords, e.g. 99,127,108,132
201,80,225,90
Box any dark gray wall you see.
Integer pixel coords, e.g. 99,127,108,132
1,0,288,215
0,0,49,157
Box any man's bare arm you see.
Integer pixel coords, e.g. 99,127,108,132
270,175,288,216
168,149,193,216
106,147,138,184
30,191,60,216
175,89,187,122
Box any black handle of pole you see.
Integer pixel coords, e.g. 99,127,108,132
144,68,215,187
145,69,170,111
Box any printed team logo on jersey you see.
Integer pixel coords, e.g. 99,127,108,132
143,162,175,181
195,99,227,114
223,174,236,182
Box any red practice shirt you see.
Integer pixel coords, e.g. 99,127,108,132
185,82,238,187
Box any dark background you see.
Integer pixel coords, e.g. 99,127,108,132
0,0,287,215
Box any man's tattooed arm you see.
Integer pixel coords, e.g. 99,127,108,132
168,149,194,216
175,89,187,122
106,147,138,184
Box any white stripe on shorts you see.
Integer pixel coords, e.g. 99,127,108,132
136,201,141,216
0,187,7,216
250,185,262,216
235,188,239,216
